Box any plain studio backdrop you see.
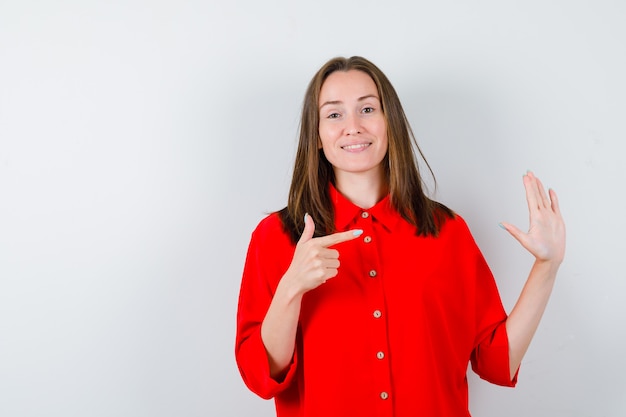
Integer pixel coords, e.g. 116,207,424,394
1,1,624,416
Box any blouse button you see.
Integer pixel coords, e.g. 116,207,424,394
369,269,377,278
363,236,372,243
380,392,389,400
373,310,382,318
361,211,369,218
376,351,385,360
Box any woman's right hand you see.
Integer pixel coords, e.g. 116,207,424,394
261,214,362,378
280,213,363,296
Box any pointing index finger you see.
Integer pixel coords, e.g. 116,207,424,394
316,229,364,248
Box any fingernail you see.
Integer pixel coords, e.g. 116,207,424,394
498,223,506,230
353,229,363,236
304,213,309,222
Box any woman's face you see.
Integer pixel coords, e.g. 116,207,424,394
318,70,388,181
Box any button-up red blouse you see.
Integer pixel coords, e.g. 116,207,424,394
236,186,517,416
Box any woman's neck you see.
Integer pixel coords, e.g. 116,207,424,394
334,170,388,209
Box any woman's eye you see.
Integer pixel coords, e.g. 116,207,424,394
362,107,374,114
328,113,340,119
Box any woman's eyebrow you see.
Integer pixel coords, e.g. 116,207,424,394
357,94,380,102
319,100,342,109
319,95,380,109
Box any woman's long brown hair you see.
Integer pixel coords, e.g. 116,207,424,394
279,56,454,244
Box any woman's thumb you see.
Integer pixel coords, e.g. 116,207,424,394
299,213,315,244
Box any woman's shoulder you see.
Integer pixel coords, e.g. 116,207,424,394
250,210,293,245
252,211,283,233
434,211,486,254
437,210,473,238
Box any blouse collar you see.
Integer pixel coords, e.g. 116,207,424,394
329,183,402,233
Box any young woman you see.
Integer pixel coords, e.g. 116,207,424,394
235,56,565,416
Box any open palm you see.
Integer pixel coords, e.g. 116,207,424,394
500,171,566,264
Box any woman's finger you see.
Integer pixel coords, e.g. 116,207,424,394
549,188,561,214
533,174,551,209
523,172,540,212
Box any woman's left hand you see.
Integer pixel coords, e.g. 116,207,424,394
500,171,566,265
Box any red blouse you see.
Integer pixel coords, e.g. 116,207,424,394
236,186,517,416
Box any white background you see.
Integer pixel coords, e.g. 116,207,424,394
1,1,625,416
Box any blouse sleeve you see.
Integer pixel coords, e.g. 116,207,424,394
460,218,518,387
235,218,299,399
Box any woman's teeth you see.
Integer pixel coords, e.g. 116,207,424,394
342,143,370,150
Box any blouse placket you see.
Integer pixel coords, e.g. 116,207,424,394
356,209,394,415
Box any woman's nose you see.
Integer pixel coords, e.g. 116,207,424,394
345,115,361,135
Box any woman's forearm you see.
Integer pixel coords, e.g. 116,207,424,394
505,259,560,379
261,277,303,380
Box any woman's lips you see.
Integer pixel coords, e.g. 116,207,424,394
341,143,371,151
